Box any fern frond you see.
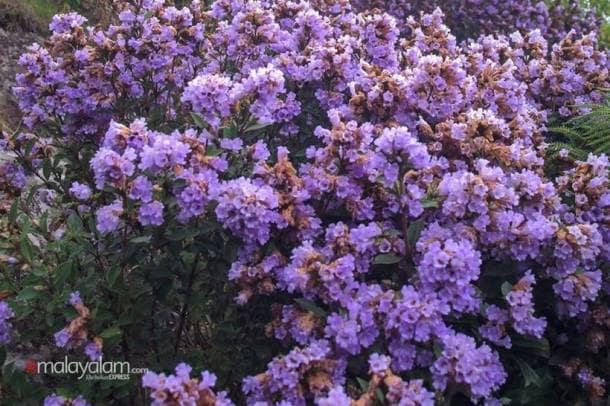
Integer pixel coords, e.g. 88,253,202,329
549,101,610,156
546,142,589,161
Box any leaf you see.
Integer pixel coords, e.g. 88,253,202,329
39,211,49,234
356,377,369,391
17,287,41,301
407,219,425,248
501,281,513,297
8,199,19,224
42,159,52,179
294,298,327,318
54,262,73,287
190,112,206,129
106,266,122,287
129,235,152,244
245,122,272,132
515,357,542,388
100,326,122,339
513,336,550,358
67,213,82,232
421,197,440,208
19,235,34,264
374,254,401,265
375,388,384,403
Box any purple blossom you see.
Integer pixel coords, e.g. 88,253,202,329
0,301,14,344
506,271,547,337
138,201,165,226
142,364,234,406
95,200,123,234
431,333,507,402
91,148,136,189
44,394,90,406
68,291,82,306
128,176,154,202
54,329,71,348
69,182,92,201
84,341,102,361
139,135,190,173
369,353,392,375
215,177,285,245
49,12,87,34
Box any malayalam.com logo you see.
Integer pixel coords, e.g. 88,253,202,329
24,357,148,381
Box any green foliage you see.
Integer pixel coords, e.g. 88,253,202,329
0,139,276,403
547,98,610,164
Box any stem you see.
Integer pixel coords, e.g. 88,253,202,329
174,253,200,355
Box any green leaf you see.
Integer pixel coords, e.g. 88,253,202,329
515,357,542,388
129,235,152,244
42,158,52,179
407,219,425,248
67,213,83,232
8,199,19,224
190,112,207,129
17,287,41,301
100,326,122,339
356,377,369,391
54,261,74,287
19,235,34,264
245,122,272,132
39,211,49,234
373,254,401,265
513,336,550,358
106,266,122,287
421,197,440,208
294,298,327,318
223,124,238,138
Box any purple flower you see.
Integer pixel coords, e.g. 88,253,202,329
142,363,233,405
54,329,71,348
49,12,87,34
0,301,14,344
431,333,507,401
316,386,352,406
84,341,102,361
69,182,92,201
69,291,82,306
182,74,234,129
44,394,90,406
138,201,165,226
505,271,547,337
215,177,285,245
140,135,190,173
128,176,153,202
91,148,136,189
369,353,392,375
95,200,123,234
0,162,27,192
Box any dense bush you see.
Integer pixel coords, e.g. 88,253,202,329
1,0,609,404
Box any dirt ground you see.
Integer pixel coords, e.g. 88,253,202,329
0,26,41,131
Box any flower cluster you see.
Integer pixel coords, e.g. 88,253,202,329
0,300,14,344
53,292,103,361
142,363,233,406
0,162,27,196
242,339,345,405
6,0,610,404
354,0,599,42
431,333,507,401
43,394,90,406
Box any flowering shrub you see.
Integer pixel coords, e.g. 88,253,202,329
1,0,609,404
